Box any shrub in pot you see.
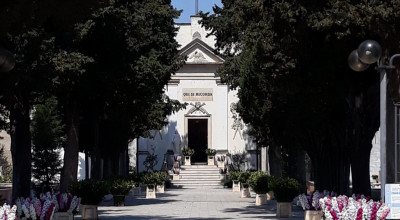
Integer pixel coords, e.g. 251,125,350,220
182,148,195,165
238,171,251,188
69,179,108,206
108,177,134,206
70,179,109,220
155,171,169,193
228,171,240,192
142,172,158,198
182,148,195,157
205,149,217,165
249,171,270,205
238,171,252,198
270,176,300,218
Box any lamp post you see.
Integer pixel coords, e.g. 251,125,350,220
0,49,15,72
348,40,400,201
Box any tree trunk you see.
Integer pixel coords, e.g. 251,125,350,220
307,128,350,195
268,143,283,177
350,142,372,196
10,102,32,198
60,98,80,192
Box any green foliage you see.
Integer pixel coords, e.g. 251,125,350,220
154,171,169,185
248,171,270,194
182,148,195,157
31,97,64,192
270,176,300,202
69,179,109,205
238,171,252,185
141,172,159,185
205,148,217,156
0,146,12,182
199,0,400,194
228,171,240,181
107,177,135,196
228,152,246,171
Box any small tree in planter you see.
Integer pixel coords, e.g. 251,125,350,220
205,148,217,165
238,171,252,198
270,176,300,218
182,148,195,165
155,171,169,193
70,179,109,220
229,171,240,192
142,172,158,199
128,172,142,196
249,171,270,205
108,177,135,206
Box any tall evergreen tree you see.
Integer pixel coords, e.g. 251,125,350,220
201,0,400,195
31,97,64,192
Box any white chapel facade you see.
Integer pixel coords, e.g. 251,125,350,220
135,16,258,172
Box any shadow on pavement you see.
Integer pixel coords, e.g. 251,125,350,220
222,201,304,219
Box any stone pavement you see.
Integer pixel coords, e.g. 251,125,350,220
76,186,304,220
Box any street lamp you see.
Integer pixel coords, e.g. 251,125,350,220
0,49,15,72
348,39,400,201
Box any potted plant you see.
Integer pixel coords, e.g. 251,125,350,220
70,179,109,220
205,148,217,165
249,171,270,205
219,167,227,181
142,172,158,199
229,171,240,192
238,171,252,198
108,177,134,206
270,176,300,218
182,148,195,165
53,193,81,220
128,172,142,196
155,171,169,193
217,155,225,168
298,190,328,220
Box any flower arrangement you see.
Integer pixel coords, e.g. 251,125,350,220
173,156,181,161
182,148,195,157
217,155,225,162
298,190,336,210
0,203,17,220
14,192,81,220
205,148,217,156
319,194,390,220
173,167,180,175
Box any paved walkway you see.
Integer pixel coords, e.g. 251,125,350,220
76,187,304,219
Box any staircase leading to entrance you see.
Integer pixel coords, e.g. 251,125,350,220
172,164,222,188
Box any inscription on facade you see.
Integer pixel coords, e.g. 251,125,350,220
182,88,213,101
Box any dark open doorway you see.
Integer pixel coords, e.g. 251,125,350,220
188,118,208,163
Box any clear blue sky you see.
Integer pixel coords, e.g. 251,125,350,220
171,0,222,23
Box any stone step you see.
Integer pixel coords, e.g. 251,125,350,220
172,181,221,185
180,172,220,175
172,164,222,188
181,165,218,169
180,176,220,180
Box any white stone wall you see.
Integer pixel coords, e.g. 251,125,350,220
175,16,216,50
370,130,381,182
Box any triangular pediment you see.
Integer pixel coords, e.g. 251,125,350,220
180,38,224,64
